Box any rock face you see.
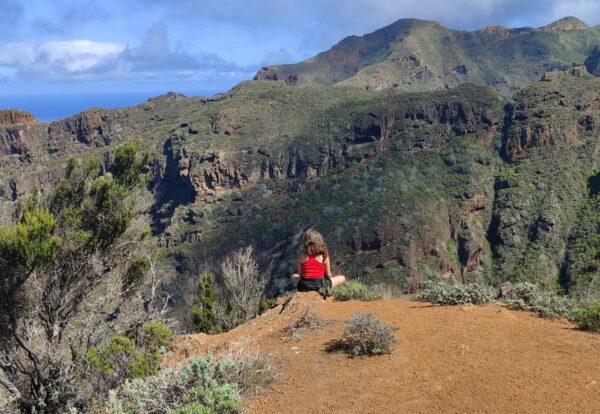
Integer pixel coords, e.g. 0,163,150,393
0,110,47,164
253,67,298,85
0,109,36,125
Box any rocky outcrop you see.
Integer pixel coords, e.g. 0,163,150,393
0,111,47,163
211,111,240,135
48,108,110,146
0,166,66,201
585,46,600,76
503,70,600,159
0,109,36,125
254,67,298,85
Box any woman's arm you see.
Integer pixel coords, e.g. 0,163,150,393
325,257,332,279
296,253,304,277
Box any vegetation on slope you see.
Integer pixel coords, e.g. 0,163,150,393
255,17,600,94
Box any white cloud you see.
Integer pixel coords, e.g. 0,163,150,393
0,40,125,79
38,40,125,72
0,24,251,83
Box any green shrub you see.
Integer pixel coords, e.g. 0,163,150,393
332,280,378,301
167,402,206,414
87,335,139,377
140,322,177,352
106,355,242,414
123,257,150,289
503,282,572,318
104,346,277,413
112,140,151,188
416,281,494,305
572,301,600,332
87,323,176,382
342,313,397,357
0,205,61,271
191,273,218,334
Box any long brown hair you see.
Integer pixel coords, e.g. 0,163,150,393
303,228,328,259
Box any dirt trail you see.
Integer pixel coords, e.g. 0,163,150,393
168,293,600,414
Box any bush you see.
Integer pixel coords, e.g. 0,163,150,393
167,402,206,414
104,347,277,414
281,310,328,341
218,246,271,330
342,313,397,357
503,282,572,318
332,280,378,301
191,273,218,334
106,356,241,414
87,323,176,388
416,281,494,305
219,341,278,397
572,301,600,332
123,257,151,289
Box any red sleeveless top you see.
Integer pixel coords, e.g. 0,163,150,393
301,255,326,279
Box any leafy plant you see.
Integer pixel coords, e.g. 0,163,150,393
191,273,218,334
503,282,572,318
572,301,600,332
416,281,494,305
87,322,176,389
332,280,378,301
105,356,240,414
341,313,397,357
105,347,277,414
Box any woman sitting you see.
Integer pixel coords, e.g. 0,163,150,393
292,228,346,292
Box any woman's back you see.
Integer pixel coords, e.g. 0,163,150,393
300,254,325,279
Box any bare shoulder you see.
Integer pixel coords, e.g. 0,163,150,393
297,251,308,263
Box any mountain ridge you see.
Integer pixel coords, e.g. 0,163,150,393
255,16,600,94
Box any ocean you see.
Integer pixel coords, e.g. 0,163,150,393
0,90,221,122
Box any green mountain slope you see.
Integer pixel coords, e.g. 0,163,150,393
255,17,600,94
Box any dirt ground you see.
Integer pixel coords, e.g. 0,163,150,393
168,293,600,414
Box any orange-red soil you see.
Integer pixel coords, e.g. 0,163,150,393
168,293,600,414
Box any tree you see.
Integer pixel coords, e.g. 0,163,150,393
218,246,271,330
191,273,218,334
0,142,164,413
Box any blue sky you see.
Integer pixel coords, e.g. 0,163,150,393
1,0,600,95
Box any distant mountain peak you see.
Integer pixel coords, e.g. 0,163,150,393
254,16,600,93
541,16,587,31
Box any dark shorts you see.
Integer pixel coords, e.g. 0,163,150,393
297,277,324,292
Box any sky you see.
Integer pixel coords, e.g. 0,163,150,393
1,0,600,96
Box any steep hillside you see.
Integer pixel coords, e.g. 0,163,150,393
169,293,600,414
3,45,600,328
254,17,600,94
4,69,600,306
